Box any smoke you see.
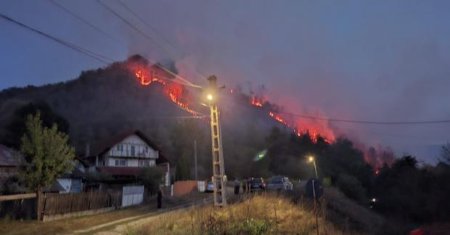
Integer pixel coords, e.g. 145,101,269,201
114,1,450,164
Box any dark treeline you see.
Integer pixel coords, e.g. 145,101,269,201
251,127,450,225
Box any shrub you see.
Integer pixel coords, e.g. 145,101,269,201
336,174,367,204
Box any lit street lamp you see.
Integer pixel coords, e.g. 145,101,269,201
308,156,318,179
307,155,320,235
206,93,214,101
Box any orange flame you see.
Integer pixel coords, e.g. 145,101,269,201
129,63,199,115
255,102,335,143
251,96,264,107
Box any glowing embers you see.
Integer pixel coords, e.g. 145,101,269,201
251,96,264,107
130,64,199,115
164,82,198,115
135,69,150,85
269,112,289,126
266,109,335,143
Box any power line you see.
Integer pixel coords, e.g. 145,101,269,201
116,0,208,81
96,0,170,58
132,115,209,120
48,0,122,44
45,0,200,89
278,111,450,125
0,12,113,64
111,1,450,127
96,0,202,89
116,0,179,60
1,8,205,117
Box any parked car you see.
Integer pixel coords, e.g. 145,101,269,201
267,176,293,191
248,177,266,192
205,181,214,193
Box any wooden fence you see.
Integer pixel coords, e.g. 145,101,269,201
43,191,121,216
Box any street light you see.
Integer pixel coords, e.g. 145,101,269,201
308,156,318,179
307,155,320,235
206,93,214,101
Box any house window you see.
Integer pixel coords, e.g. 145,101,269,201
115,159,127,166
138,160,150,167
131,145,135,156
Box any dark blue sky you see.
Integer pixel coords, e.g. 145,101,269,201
1,0,450,163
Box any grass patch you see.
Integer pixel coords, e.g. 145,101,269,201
0,193,205,235
0,205,150,235
129,194,358,235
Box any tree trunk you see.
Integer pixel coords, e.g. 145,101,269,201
36,187,42,221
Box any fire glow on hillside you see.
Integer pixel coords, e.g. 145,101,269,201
129,63,199,115
250,96,335,143
131,61,335,143
128,61,396,169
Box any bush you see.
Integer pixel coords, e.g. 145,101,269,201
139,167,163,195
336,174,367,204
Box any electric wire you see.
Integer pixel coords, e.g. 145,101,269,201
48,0,121,44
96,0,202,89
116,0,179,60
0,12,113,64
8,3,448,128
49,0,202,89
116,0,208,81
278,111,450,125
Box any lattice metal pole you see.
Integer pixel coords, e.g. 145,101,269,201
207,75,227,207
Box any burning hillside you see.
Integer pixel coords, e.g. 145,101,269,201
248,95,336,143
127,58,396,169
129,59,336,143
127,61,200,116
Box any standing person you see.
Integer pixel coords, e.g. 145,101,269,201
157,187,163,209
242,178,247,193
234,179,240,195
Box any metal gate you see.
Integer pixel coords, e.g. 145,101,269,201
122,185,144,207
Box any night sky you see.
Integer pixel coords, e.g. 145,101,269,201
1,0,450,163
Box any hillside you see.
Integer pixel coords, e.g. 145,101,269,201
0,55,287,177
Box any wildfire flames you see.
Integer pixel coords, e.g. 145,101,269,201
130,60,335,142
251,96,335,143
129,63,199,115
129,60,392,169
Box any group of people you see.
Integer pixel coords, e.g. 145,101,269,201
234,179,251,195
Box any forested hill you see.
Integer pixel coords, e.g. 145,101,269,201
0,55,286,175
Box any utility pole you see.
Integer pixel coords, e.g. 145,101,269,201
207,75,227,207
194,140,198,181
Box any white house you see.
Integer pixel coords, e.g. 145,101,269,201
85,130,170,186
